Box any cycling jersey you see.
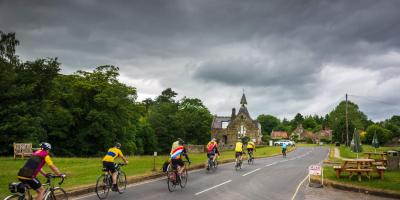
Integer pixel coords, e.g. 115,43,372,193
235,142,243,152
282,143,287,149
207,141,218,154
247,141,255,149
18,150,54,179
170,141,180,155
170,145,186,159
102,147,124,162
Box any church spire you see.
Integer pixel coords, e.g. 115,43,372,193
240,90,247,106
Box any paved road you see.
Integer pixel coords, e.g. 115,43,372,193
74,147,329,200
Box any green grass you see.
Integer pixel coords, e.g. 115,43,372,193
0,146,289,198
323,166,400,192
339,145,400,159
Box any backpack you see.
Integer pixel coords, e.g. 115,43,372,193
162,160,170,172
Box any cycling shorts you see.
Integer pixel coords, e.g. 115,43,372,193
235,152,243,158
103,161,116,173
207,153,216,159
18,177,41,190
171,159,184,168
247,148,254,152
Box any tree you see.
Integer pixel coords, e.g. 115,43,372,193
292,113,304,126
0,31,19,64
257,114,281,136
327,101,369,144
365,124,391,145
177,97,213,144
155,88,177,103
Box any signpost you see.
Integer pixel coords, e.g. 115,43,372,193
308,165,323,187
153,152,157,171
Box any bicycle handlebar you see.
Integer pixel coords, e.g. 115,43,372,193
46,174,66,185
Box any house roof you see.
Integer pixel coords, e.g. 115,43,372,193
271,131,288,139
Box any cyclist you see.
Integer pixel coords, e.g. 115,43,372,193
17,142,65,200
282,142,287,157
102,143,128,191
234,138,244,165
170,139,191,175
206,138,220,170
247,140,256,159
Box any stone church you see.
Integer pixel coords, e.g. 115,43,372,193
210,93,262,146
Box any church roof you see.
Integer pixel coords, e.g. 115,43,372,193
211,116,231,129
240,93,247,105
238,105,252,119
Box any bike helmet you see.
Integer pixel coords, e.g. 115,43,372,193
212,138,217,142
178,138,185,145
115,142,121,148
40,142,52,150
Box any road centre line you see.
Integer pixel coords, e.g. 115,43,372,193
242,168,261,176
194,180,232,196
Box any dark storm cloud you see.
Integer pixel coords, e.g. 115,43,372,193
1,0,400,120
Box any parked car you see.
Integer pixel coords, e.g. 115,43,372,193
274,140,295,146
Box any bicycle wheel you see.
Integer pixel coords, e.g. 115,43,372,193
179,168,188,188
44,187,68,200
117,171,127,194
95,174,110,199
4,194,22,200
167,170,177,192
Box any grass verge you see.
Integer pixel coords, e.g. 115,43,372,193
339,145,400,159
323,166,400,192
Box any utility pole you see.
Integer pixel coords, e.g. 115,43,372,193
345,93,349,146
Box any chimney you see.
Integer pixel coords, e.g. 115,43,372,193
231,108,236,119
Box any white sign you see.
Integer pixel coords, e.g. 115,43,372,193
153,152,157,156
309,165,322,176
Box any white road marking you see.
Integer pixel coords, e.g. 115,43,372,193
291,173,309,200
194,180,232,196
242,168,261,176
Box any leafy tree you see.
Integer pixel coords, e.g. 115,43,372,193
303,116,317,131
257,114,281,136
292,113,304,126
155,88,177,103
327,101,369,144
365,124,391,145
136,117,158,155
177,97,213,144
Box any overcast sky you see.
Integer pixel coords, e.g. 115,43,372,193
1,0,400,121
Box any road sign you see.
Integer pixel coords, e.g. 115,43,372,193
154,152,157,156
309,165,322,175
308,164,323,187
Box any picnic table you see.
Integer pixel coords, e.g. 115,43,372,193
334,158,376,181
363,152,387,166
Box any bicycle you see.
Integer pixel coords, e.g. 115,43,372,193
206,154,218,172
247,150,254,165
234,153,244,170
95,163,127,199
4,174,67,200
282,148,287,158
166,160,189,192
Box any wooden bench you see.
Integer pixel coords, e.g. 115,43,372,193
376,166,386,180
13,143,33,159
346,168,373,181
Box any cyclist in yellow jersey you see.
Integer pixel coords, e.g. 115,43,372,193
234,139,244,164
246,141,256,160
102,143,128,191
247,141,256,153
